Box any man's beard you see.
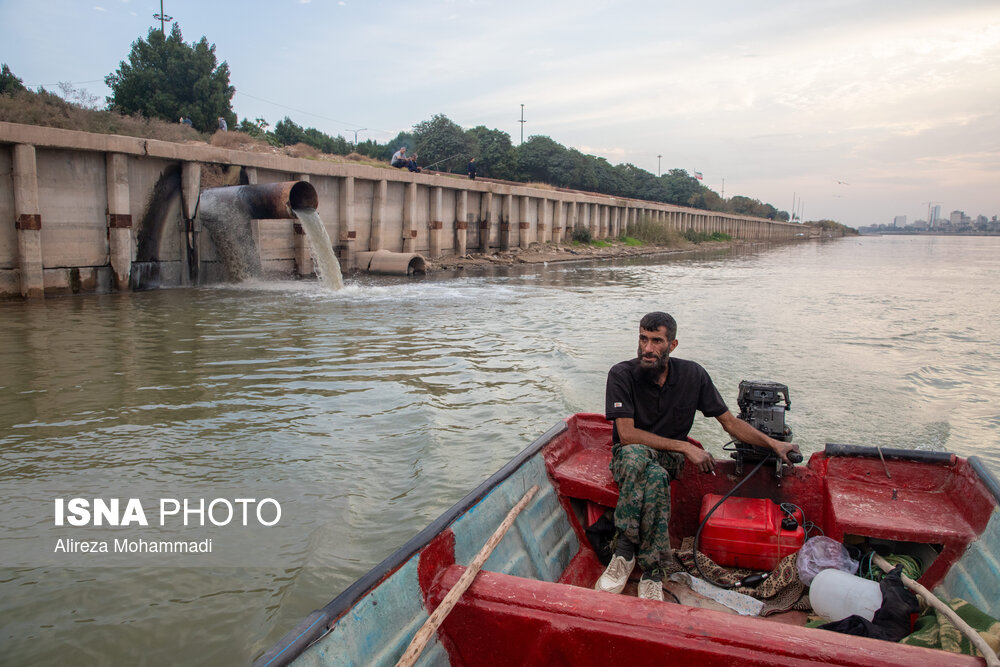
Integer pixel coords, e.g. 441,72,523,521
637,347,668,380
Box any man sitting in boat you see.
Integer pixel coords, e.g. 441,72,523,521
596,311,799,601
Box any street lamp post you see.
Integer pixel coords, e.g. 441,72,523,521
348,128,367,147
153,0,173,34
518,104,526,145
657,155,662,177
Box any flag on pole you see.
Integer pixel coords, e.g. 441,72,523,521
694,171,703,181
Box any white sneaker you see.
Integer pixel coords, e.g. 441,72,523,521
595,555,635,594
638,577,664,601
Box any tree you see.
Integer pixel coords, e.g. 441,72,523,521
591,157,624,195
465,125,516,180
517,135,567,183
0,64,26,95
105,24,235,133
565,149,598,191
413,114,471,172
660,169,702,207
272,117,306,146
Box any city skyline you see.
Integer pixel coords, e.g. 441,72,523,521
2,0,998,229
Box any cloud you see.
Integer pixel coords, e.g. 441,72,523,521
93,6,107,11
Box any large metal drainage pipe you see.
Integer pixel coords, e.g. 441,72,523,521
197,182,318,281
354,249,427,275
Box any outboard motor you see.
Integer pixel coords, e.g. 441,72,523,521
726,380,800,479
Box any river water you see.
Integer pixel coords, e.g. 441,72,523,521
1,235,998,665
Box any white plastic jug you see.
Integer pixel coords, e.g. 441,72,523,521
809,568,883,621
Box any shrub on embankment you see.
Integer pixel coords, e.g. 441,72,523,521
625,215,684,246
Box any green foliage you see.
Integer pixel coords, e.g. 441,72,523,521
518,135,569,184
1,64,26,95
660,169,702,207
626,215,681,246
271,117,306,146
811,219,859,236
621,236,644,246
571,225,592,243
270,116,350,154
413,114,471,172
353,138,388,160
465,125,516,179
237,117,280,146
105,24,235,133
683,229,732,244
729,195,782,220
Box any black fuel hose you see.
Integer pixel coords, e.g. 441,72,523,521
692,454,772,589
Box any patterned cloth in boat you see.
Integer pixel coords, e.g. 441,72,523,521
901,597,1000,657
669,536,810,616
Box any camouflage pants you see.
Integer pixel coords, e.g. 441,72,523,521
610,444,680,572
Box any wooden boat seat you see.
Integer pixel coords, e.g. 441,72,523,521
550,447,618,509
824,458,977,548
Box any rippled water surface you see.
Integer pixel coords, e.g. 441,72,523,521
2,235,998,665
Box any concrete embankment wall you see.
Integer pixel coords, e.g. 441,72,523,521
0,121,802,298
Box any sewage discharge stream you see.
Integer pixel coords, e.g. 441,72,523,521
293,208,343,290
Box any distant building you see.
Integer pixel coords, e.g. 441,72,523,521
893,215,906,227
951,210,964,225
930,205,941,228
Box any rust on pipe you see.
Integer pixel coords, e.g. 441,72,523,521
197,181,318,282
199,181,318,220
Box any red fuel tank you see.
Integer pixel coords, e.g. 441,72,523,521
698,494,805,571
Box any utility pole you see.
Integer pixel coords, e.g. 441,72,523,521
657,155,662,177
721,178,725,199
518,104,526,145
153,0,173,34
348,128,367,147
791,192,797,221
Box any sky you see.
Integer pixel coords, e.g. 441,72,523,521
2,0,998,229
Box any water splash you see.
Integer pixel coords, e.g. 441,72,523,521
293,208,343,290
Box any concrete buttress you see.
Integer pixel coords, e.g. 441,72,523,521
12,144,43,298
105,152,132,290
455,190,468,257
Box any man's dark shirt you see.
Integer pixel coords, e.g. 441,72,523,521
605,357,728,444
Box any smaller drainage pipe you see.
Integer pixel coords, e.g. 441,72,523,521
355,249,427,275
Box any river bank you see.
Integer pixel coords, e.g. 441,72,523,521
428,238,742,272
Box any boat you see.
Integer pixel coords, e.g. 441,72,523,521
254,413,1000,666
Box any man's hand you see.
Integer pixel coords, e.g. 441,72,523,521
686,444,716,474
770,439,801,465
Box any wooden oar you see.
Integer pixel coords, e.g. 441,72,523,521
395,484,540,667
872,553,999,667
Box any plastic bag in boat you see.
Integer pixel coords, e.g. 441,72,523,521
796,536,859,585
